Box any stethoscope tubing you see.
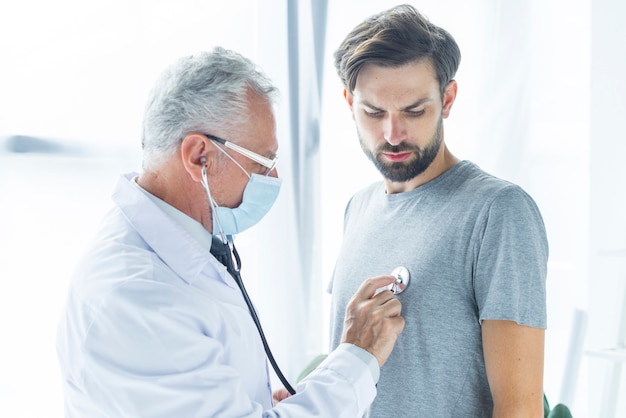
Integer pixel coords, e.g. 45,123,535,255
229,244,297,395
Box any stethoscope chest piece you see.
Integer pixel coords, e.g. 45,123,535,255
390,266,410,294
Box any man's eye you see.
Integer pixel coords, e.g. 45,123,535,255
406,109,425,117
365,110,383,117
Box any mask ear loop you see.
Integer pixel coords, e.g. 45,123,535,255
201,164,229,244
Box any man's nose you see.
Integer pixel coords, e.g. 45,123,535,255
383,115,407,146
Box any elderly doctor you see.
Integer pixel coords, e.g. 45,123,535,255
56,47,405,417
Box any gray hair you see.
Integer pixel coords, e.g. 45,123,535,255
141,47,279,170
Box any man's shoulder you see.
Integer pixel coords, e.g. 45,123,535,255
453,161,528,198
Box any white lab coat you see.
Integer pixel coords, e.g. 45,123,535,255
56,173,377,417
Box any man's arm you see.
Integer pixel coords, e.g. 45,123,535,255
482,319,545,418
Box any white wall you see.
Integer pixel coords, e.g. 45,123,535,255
588,0,626,416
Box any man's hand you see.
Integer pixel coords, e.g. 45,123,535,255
340,276,405,367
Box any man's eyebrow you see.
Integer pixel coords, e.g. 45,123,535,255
400,98,432,110
361,100,384,111
361,97,433,111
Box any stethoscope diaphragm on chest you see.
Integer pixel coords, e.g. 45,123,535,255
390,266,410,294
374,266,410,295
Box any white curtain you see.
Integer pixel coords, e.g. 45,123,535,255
240,0,329,386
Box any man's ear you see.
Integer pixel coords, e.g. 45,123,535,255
180,133,215,182
441,80,458,119
343,88,356,120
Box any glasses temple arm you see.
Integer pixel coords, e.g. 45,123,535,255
224,141,276,168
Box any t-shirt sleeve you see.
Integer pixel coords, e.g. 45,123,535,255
474,185,548,328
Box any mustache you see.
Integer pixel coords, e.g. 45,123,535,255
377,142,421,153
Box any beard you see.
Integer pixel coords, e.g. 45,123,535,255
359,117,443,183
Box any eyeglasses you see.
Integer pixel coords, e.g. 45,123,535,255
205,134,278,176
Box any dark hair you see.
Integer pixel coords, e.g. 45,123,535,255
334,4,461,97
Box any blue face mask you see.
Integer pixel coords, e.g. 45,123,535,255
201,166,282,237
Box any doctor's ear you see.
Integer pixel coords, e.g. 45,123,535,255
180,133,216,182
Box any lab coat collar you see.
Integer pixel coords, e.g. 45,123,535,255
112,172,236,289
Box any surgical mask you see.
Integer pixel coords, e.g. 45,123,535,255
201,164,282,238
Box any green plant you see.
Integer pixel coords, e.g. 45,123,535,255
544,394,573,418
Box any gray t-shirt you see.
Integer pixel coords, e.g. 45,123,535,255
328,161,548,417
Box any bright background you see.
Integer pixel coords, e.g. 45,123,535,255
1,1,625,417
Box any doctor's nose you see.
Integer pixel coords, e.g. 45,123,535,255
267,167,279,178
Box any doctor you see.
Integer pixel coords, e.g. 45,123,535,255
56,47,405,417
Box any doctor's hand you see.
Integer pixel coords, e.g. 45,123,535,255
272,387,291,405
340,275,405,368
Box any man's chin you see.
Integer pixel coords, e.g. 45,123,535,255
377,164,426,183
